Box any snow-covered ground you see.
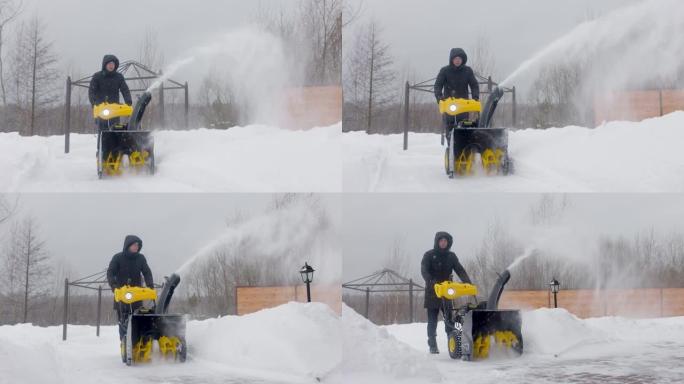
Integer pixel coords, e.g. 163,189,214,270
343,305,684,384
0,123,341,192
343,112,684,192
0,303,341,384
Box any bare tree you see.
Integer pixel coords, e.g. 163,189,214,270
470,33,497,78
9,15,58,135
528,63,582,127
137,27,164,86
1,216,52,323
344,20,396,133
0,0,21,107
299,0,343,85
0,194,17,225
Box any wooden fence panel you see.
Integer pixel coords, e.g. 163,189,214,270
500,288,684,319
236,285,341,315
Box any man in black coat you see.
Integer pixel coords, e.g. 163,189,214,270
88,54,132,130
434,48,480,130
421,231,472,354
106,234,154,339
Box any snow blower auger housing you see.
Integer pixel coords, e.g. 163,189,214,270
435,269,523,361
95,91,155,179
441,86,513,178
114,273,186,366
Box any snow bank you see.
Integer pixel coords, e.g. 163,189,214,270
0,302,341,384
341,305,441,383
189,302,340,380
0,123,341,192
343,111,684,192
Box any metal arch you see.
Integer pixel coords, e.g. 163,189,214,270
62,268,109,340
343,269,423,321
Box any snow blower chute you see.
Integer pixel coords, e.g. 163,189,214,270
435,269,523,361
114,273,186,366
440,86,513,178
94,91,155,178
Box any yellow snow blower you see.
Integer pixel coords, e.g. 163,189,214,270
114,274,186,366
441,86,513,178
95,91,155,178
435,269,523,361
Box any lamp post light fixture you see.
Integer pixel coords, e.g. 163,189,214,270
299,262,315,303
550,278,560,308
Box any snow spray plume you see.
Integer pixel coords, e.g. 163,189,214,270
175,198,340,285
147,26,293,125
506,247,538,271
502,0,684,101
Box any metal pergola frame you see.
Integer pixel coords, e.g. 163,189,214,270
402,74,516,150
342,268,423,322
62,269,108,340
63,60,190,153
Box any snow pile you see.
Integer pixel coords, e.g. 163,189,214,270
341,305,441,383
343,112,684,192
0,123,341,192
521,308,614,356
0,302,341,384
189,302,341,380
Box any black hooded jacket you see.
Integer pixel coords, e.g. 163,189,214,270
421,231,472,309
434,48,480,102
88,54,132,106
106,235,154,291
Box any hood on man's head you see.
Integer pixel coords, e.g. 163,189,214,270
433,231,453,251
123,234,142,253
102,54,120,71
449,48,468,66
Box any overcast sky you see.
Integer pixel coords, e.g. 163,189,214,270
8,0,287,91
346,0,642,85
4,193,340,280
342,193,684,281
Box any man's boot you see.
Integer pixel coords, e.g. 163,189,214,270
428,337,439,354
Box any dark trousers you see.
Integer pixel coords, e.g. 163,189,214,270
427,301,453,342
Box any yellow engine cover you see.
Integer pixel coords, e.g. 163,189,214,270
438,97,482,116
114,285,157,304
434,281,478,300
93,102,133,120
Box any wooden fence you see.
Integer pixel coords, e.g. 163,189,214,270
593,89,684,125
500,288,684,318
283,86,342,129
236,285,342,315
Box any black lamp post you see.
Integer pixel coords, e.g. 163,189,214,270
299,262,315,303
550,278,560,308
